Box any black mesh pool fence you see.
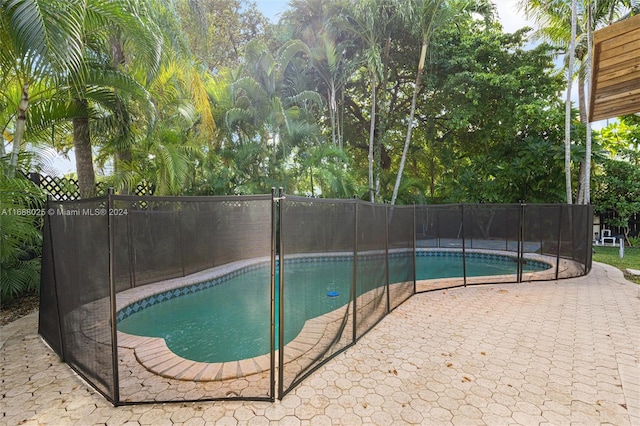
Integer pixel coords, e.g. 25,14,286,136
38,193,593,405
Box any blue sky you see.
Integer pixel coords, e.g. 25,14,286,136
255,0,289,22
254,0,536,33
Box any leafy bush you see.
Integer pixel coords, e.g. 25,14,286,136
1,170,45,302
627,236,640,248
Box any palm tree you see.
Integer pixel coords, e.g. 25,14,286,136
100,1,216,196
295,144,355,197
341,0,394,202
226,39,322,190
390,0,497,205
0,0,85,177
340,0,419,202
520,0,636,204
68,0,162,198
282,0,357,152
391,0,447,205
1,0,164,197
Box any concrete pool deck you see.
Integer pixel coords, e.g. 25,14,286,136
2,262,639,425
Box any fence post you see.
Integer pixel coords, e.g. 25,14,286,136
461,204,467,287
107,188,120,404
277,188,285,399
385,205,390,314
352,199,358,343
28,171,41,187
619,237,625,258
46,194,65,360
587,205,594,272
518,203,525,283
413,204,417,294
270,188,277,401
555,205,563,280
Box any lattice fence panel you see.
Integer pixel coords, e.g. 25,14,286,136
21,171,153,201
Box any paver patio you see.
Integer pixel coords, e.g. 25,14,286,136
1,262,639,425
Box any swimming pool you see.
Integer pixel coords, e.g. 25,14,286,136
117,252,549,364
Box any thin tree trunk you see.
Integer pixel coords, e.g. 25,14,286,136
576,68,587,203
565,0,578,204
391,41,427,205
584,3,593,205
430,156,435,198
375,35,392,200
73,99,96,199
110,33,132,195
8,83,29,178
368,72,376,202
339,87,344,151
578,70,587,123
576,161,585,204
328,86,337,146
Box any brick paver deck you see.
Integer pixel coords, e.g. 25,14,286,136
2,262,638,425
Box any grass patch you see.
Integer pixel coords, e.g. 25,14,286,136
592,246,640,285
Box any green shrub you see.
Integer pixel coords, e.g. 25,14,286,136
627,236,640,248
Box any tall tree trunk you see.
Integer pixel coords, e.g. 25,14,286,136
339,88,344,151
368,72,376,202
584,3,593,205
111,33,132,195
430,156,435,198
565,0,578,204
8,83,29,178
328,86,337,147
578,69,587,123
375,35,392,200
576,161,585,204
576,68,587,203
391,40,427,205
73,99,96,199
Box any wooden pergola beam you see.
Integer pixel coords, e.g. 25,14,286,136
589,14,640,122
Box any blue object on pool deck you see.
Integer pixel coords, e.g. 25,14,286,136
327,291,339,297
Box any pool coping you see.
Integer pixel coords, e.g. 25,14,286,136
114,248,574,382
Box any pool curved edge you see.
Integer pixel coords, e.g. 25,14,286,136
118,282,411,382
114,249,566,382
118,283,407,382
416,250,578,292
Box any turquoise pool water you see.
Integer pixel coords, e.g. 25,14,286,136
117,253,547,363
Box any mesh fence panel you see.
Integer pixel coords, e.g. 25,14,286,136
415,205,465,291
584,206,594,274
464,204,520,252
38,208,63,357
46,198,116,401
110,196,272,288
38,196,594,405
355,202,388,339
463,205,520,284
112,195,273,403
387,206,415,310
522,205,562,281
558,204,591,278
279,196,356,396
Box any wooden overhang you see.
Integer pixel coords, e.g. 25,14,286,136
589,14,640,122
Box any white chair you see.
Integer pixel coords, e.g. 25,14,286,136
600,229,616,245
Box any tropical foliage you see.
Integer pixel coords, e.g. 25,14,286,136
2,0,639,300
0,157,45,301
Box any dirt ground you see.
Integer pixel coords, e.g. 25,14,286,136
0,293,39,326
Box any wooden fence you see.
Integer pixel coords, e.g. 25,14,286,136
599,211,640,239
